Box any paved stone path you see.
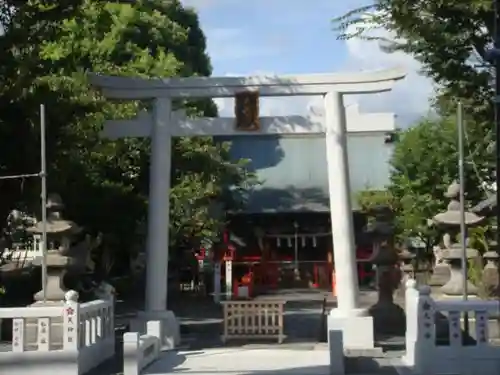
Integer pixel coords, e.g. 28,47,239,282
0,288,402,374
144,346,405,375
148,346,333,375
176,288,405,348
130,289,403,374
145,346,336,375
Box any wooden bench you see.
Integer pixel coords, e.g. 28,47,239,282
221,300,285,343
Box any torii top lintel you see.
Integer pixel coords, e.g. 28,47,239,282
88,67,406,100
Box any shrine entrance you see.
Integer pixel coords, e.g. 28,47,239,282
89,68,405,350
209,227,377,302
210,101,397,300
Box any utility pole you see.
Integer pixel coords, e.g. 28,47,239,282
40,104,48,302
457,102,468,302
495,0,500,251
457,102,470,335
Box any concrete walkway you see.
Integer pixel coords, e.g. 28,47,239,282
145,346,332,375
144,346,404,375
88,288,405,374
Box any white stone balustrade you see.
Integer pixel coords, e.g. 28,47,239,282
0,290,115,375
404,279,500,375
123,321,162,375
0,304,63,351
0,236,43,264
74,295,115,374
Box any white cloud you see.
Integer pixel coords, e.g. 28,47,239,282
181,2,434,125
344,26,435,125
214,71,322,116
214,27,434,127
215,95,321,117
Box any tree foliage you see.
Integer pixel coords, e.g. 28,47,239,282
335,0,499,254
357,114,491,250
0,0,255,274
388,117,458,246
333,0,496,186
356,189,394,212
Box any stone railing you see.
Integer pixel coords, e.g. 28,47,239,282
72,293,115,374
404,279,500,375
0,291,114,375
1,236,43,264
123,321,162,375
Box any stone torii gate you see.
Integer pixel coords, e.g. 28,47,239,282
89,68,406,349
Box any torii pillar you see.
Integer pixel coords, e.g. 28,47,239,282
89,68,405,350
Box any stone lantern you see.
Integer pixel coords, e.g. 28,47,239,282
366,205,405,335
366,205,398,284
471,195,500,297
482,245,500,297
399,245,415,287
431,182,483,298
22,194,94,346
27,194,86,304
428,240,451,287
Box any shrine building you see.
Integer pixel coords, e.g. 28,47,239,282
216,103,396,291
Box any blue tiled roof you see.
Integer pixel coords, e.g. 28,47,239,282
223,134,393,213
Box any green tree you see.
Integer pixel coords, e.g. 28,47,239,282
356,115,488,251
0,0,255,273
0,0,87,219
356,189,394,213
333,0,496,186
388,116,487,249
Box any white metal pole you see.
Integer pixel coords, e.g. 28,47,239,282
457,102,470,335
40,104,48,302
457,102,468,301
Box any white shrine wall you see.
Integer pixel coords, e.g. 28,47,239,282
229,134,393,213
100,102,395,213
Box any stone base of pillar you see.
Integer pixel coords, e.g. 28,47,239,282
130,310,180,350
327,308,375,350
368,301,406,336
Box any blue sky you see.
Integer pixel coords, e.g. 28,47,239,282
182,0,434,125
184,0,369,75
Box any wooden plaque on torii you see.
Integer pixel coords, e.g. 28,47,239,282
234,91,260,131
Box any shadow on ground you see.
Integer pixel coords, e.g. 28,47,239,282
148,364,399,375
144,349,403,375
90,288,407,374
172,288,405,351
174,289,334,349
